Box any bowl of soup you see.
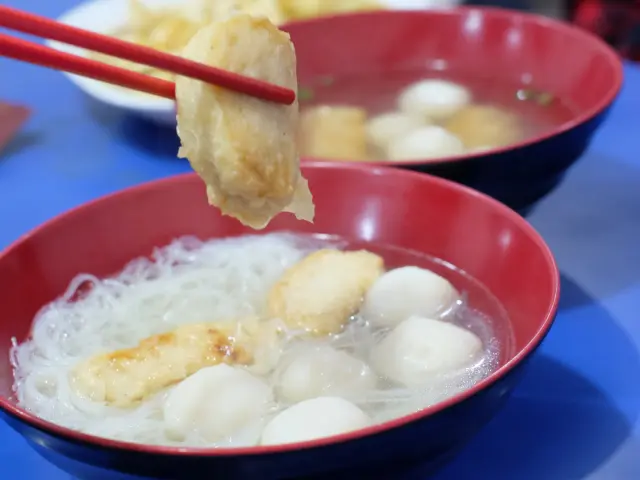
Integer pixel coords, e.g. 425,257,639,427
288,8,623,213
46,0,450,125
0,163,558,479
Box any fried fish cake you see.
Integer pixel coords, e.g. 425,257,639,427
444,104,522,150
299,105,370,161
267,249,385,336
175,14,315,229
70,318,282,408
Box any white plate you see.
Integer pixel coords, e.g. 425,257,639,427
48,0,461,126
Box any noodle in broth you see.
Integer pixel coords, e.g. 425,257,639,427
11,233,503,447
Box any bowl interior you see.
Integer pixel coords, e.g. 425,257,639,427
0,163,558,439
287,8,622,163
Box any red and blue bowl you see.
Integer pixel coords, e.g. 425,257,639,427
287,8,623,214
0,163,559,479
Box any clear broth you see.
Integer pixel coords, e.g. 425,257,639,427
300,68,579,154
11,232,515,447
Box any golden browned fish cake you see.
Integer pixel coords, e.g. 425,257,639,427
70,319,281,408
267,249,385,336
443,104,523,150
299,105,370,161
175,14,314,229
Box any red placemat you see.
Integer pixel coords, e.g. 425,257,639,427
0,102,31,153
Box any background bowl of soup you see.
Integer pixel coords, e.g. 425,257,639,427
288,8,623,213
47,0,455,125
0,163,558,479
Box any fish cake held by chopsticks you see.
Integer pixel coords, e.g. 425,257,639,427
175,14,315,229
267,249,385,336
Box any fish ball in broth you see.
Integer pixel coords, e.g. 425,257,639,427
275,344,376,403
361,266,460,328
163,364,272,443
398,79,471,121
387,125,465,161
260,396,372,445
365,111,426,152
370,316,483,387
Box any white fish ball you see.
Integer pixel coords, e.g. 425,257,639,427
370,316,483,387
366,112,426,151
361,266,460,328
163,364,273,443
387,126,465,161
275,345,376,403
260,396,371,445
398,79,471,121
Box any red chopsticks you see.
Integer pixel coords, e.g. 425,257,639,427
0,34,178,100
0,6,296,105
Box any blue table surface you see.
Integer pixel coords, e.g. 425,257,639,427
2,1,640,479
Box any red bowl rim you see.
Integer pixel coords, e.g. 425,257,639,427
287,7,624,167
0,162,560,456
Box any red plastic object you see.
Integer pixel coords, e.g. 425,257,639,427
0,102,30,152
0,163,559,479
284,8,624,213
570,0,640,61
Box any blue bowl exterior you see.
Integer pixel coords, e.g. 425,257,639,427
405,107,613,214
